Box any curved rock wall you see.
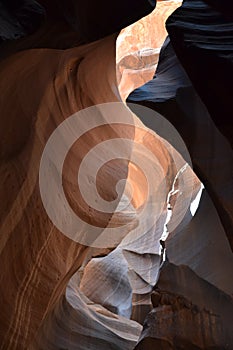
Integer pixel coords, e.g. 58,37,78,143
0,1,232,350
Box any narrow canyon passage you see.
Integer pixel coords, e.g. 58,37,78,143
0,1,232,349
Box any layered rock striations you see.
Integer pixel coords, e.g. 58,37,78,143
0,1,232,350
127,2,233,348
166,0,233,147
135,201,233,348
128,36,233,252
117,0,182,100
136,275,233,349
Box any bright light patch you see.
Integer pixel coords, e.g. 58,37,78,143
190,184,204,216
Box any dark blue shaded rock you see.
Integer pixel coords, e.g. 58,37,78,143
166,0,233,146
128,37,191,103
0,0,45,42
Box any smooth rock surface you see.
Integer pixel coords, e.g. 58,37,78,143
0,1,232,349
128,37,233,251
117,1,182,100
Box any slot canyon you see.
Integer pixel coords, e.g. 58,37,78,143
0,0,232,349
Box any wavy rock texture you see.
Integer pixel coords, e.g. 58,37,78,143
128,37,191,103
0,1,232,350
128,37,233,253
116,0,182,100
80,248,133,318
0,34,121,350
166,0,233,151
135,180,233,349
0,1,202,349
31,274,142,350
126,2,233,348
